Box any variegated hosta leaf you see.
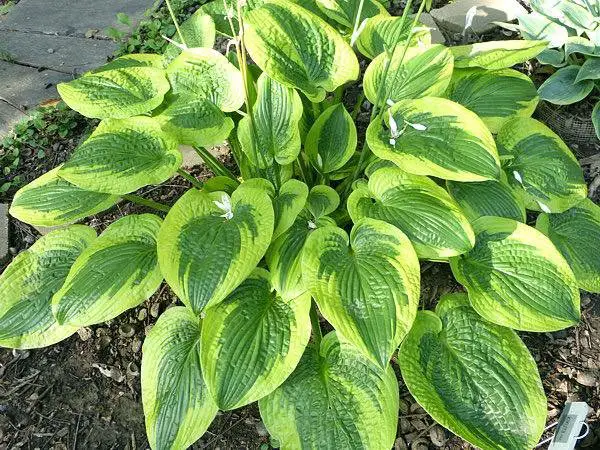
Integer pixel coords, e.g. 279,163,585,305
305,103,357,173
267,214,335,300
163,10,216,62
498,117,587,213
142,307,218,450
446,176,527,223
59,117,181,195
366,97,501,181
316,0,387,29
0,226,95,349
272,179,309,240
52,215,163,327
531,0,596,31
447,68,539,133
399,293,547,450
9,166,118,226
201,268,312,410
57,66,170,119
538,65,595,105
302,218,420,366
238,73,303,169
243,0,360,102
356,14,432,60
153,94,234,147
199,0,240,37
306,184,340,219
167,48,244,112
450,216,580,331
451,40,548,70
537,199,600,293
157,184,274,314
363,44,453,104
348,166,475,260
259,332,399,449
92,54,165,73
576,57,600,83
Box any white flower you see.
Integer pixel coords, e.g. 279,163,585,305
537,201,551,213
350,18,369,46
214,193,234,220
386,98,395,107
406,121,427,131
161,35,186,50
464,6,478,35
388,109,400,139
513,170,523,184
308,220,317,229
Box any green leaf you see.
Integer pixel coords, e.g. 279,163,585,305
364,44,453,104
52,214,163,327
92,54,165,73
366,97,501,181
497,117,587,213
302,218,420,366
272,178,309,240
199,0,239,37
356,14,432,60
167,48,244,112
348,166,475,260
0,226,95,349
57,66,170,119
243,0,360,102
201,268,311,410
446,176,527,223
59,117,181,195
153,94,234,147
259,332,399,449
142,307,218,450
306,185,340,219
538,66,595,105
537,199,600,293
594,100,600,140
9,166,118,226
164,10,216,62
450,216,580,331
447,68,539,133
157,183,274,314
576,57,600,82
305,103,356,173
451,40,548,70
238,73,303,169
316,0,387,29
399,293,547,450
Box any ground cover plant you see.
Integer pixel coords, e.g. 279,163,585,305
1,0,599,449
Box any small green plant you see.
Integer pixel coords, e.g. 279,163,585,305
1,0,598,449
503,0,600,138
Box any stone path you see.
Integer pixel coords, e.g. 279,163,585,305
0,0,158,135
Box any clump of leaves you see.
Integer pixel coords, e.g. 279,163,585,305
1,0,598,449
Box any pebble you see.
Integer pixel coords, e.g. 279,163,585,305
150,302,160,318
255,421,269,437
137,308,148,321
47,48,55,54
118,324,135,338
394,437,408,450
131,338,142,353
126,362,139,378
429,425,447,447
9,247,17,255
77,327,93,341
411,437,429,450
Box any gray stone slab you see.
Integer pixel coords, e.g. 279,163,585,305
0,30,115,74
430,0,526,35
419,13,446,44
0,203,9,262
0,0,159,39
0,100,27,136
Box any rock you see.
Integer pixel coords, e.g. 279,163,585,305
77,327,93,341
179,145,204,169
576,371,597,387
137,308,148,322
418,13,446,44
429,425,447,447
46,48,55,54
430,0,527,35
0,203,8,261
131,337,142,353
150,302,160,318
411,438,429,450
118,324,135,338
92,363,125,383
394,437,408,450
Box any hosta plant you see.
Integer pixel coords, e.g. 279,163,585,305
1,0,599,448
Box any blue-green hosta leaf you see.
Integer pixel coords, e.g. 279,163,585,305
0,226,95,349
157,184,274,314
576,57,600,82
531,0,597,31
517,11,569,48
451,40,548,70
238,73,303,169
142,307,218,450
153,94,234,147
9,166,118,226
497,117,587,213
273,179,309,240
450,216,580,331
356,14,432,60
59,117,181,195
446,176,527,222
201,268,311,410
163,10,216,62
57,66,170,119
447,68,539,133
537,199,600,293
302,218,420,366
305,103,356,173
92,54,165,73
243,0,360,102
52,215,163,327
399,293,547,450
348,166,475,260
366,97,501,181
306,185,340,219
565,36,599,57
259,332,399,449
538,66,595,105
594,101,600,139
363,44,453,105
167,48,244,112
537,48,566,67
316,0,387,29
